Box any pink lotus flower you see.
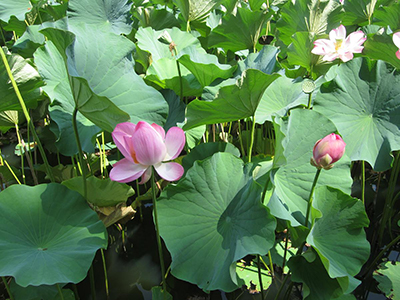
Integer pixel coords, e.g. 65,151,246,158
310,133,346,170
311,25,366,62
110,121,185,184
393,32,400,59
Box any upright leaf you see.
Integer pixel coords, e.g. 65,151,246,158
0,0,31,22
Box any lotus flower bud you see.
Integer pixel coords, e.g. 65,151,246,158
310,133,346,170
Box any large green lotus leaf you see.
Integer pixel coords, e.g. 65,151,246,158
173,0,221,23
363,32,400,70
10,280,74,300
0,50,42,112
178,45,237,87
307,186,370,279
62,176,135,207
157,152,276,292
208,7,270,52
0,183,107,287
313,58,400,171
0,0,31,22
146,58,203,97
276,0,341,46
12,25,45,58
374,261,400,299
269,109,352,227
136,27,201,62
182,142,240,172
66,25,168,125
288,250,354,300
34,41,100,155
184,69,280,130
255,76,308,124
68,0,132,34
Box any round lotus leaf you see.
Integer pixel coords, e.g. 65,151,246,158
0,183,107,287
157,152,276,292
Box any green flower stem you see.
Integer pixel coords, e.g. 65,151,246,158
72,284,80,300
257,255,265,300
237,120,246,158
378,151,400,245
151,167,167,292
89,265,96,300
364,234,400,276
274,273,290,300
2,277,14,300
248,116,256,163
15,124,26,184
72,107,87,199
361,160,365,204
297,168,321,255
100,249,110,300
0,46,55,182
56,283,65,300
172,48,184,103
304,169,321,229
16,123,38,185
0,153,21,184
306,93,312,109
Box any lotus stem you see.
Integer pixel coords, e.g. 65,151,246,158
0,46,55,182
2,277,14,300
151,167,167,292
361,160,365,204
72,107,87,199
56,283,65,300
257,255,265,300
100,249,110,300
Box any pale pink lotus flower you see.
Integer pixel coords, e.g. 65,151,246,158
110,121,185,184
393,32,400,59
311,25,366,62
310,133,346,170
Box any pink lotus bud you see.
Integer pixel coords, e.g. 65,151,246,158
310,133,346,170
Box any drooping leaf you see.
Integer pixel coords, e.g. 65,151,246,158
208,7,270,52
0,183,107,287
68,0,133,35
34,41,100,155
0,110,24,133
313,57,400,171
184,69,280,130
0,0,31,22
62,176,135,207
307,186,370,278
269,109,352,227
255,76,308,124
158,152,276,292
288,250,355,300
12,25,45,58
178,45,237,87
66,25,168,125
0,50,43,112
374,261,400,300
363,32,400,70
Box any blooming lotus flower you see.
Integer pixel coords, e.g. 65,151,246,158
393,32,400,59
110,121,185,184
311,25,366,62
310,133,346,170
